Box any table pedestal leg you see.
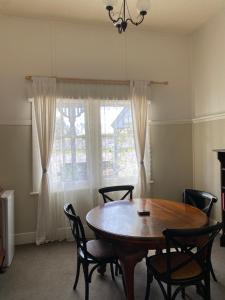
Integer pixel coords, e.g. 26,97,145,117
97,264,106,275
117,249,147,300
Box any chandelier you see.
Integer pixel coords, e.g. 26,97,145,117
103,0,150,33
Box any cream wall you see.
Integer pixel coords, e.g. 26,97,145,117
192,10,225,118
193,120,223,221
151,123,193,201
192,10,225,221
0,15,192,241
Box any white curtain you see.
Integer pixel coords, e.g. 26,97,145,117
131,80,149,197
31,79,150,243
48,97,138,239
56,81,130,101
32,77,56,245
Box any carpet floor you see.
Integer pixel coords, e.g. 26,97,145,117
0,237,225,300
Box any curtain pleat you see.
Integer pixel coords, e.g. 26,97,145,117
32,77,56,245
31,78,150,243
131,80,149,197
49,98,138,217
57,81,130,100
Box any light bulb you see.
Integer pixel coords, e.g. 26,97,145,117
103,0,118,8
136,0,150,13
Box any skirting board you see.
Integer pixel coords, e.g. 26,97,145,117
15,224,94,245
15,219,219,245
15,232,36,245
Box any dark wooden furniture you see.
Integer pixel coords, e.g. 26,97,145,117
86,198,208,300
64,203,118,300
98,185,134,276
216,150,225,247
145,222,222,300
183,188,218,281
183,189,217,217
98,185,134,203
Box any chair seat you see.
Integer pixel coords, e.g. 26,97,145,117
148,252,203,281
79,239,116,260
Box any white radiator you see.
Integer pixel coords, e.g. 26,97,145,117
0,190,14,266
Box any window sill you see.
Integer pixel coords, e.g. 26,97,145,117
30,192,39,196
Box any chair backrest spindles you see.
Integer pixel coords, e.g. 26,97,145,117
163,222,222,281
98,185,134,203
64,203,87,257
183,189,217,217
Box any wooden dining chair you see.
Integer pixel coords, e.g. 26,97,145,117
98,185,134,276
64,203,119,300
145,222,222,300
98,185,134,203
183,189,217,218
183,188,218,281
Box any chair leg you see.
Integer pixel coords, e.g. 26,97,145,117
196,283,205,298
155,278,168,300
181,287,185,299
82,263,89,300
110,263,115,281
116,261,120,276
121,271,127,297
73,256,81,290
115,259,119,276
167,284,172,300
145,268,153,300
115,259,122,276
172,286,185,300
97,264,106,276
204,272,211,300
210,262,218,282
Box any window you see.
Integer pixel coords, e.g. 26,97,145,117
49,99,138,191
100,103,137,179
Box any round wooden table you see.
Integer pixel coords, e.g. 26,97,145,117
86,198,208,300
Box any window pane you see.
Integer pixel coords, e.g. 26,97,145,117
50,99,87,189
50,99,138,191
100,102,138,180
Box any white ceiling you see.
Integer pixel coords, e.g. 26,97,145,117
0,0,225,33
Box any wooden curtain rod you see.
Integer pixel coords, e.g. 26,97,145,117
25,75,168,86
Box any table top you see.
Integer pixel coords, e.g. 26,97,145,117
86,198,208,243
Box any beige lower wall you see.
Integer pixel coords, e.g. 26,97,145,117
0,125,37,235
151,123,193,201
0,123,193,238
193,119,225,222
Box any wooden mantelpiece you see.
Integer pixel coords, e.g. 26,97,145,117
215,149,225,246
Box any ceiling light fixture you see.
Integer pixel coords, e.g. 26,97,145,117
103,0,150,33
